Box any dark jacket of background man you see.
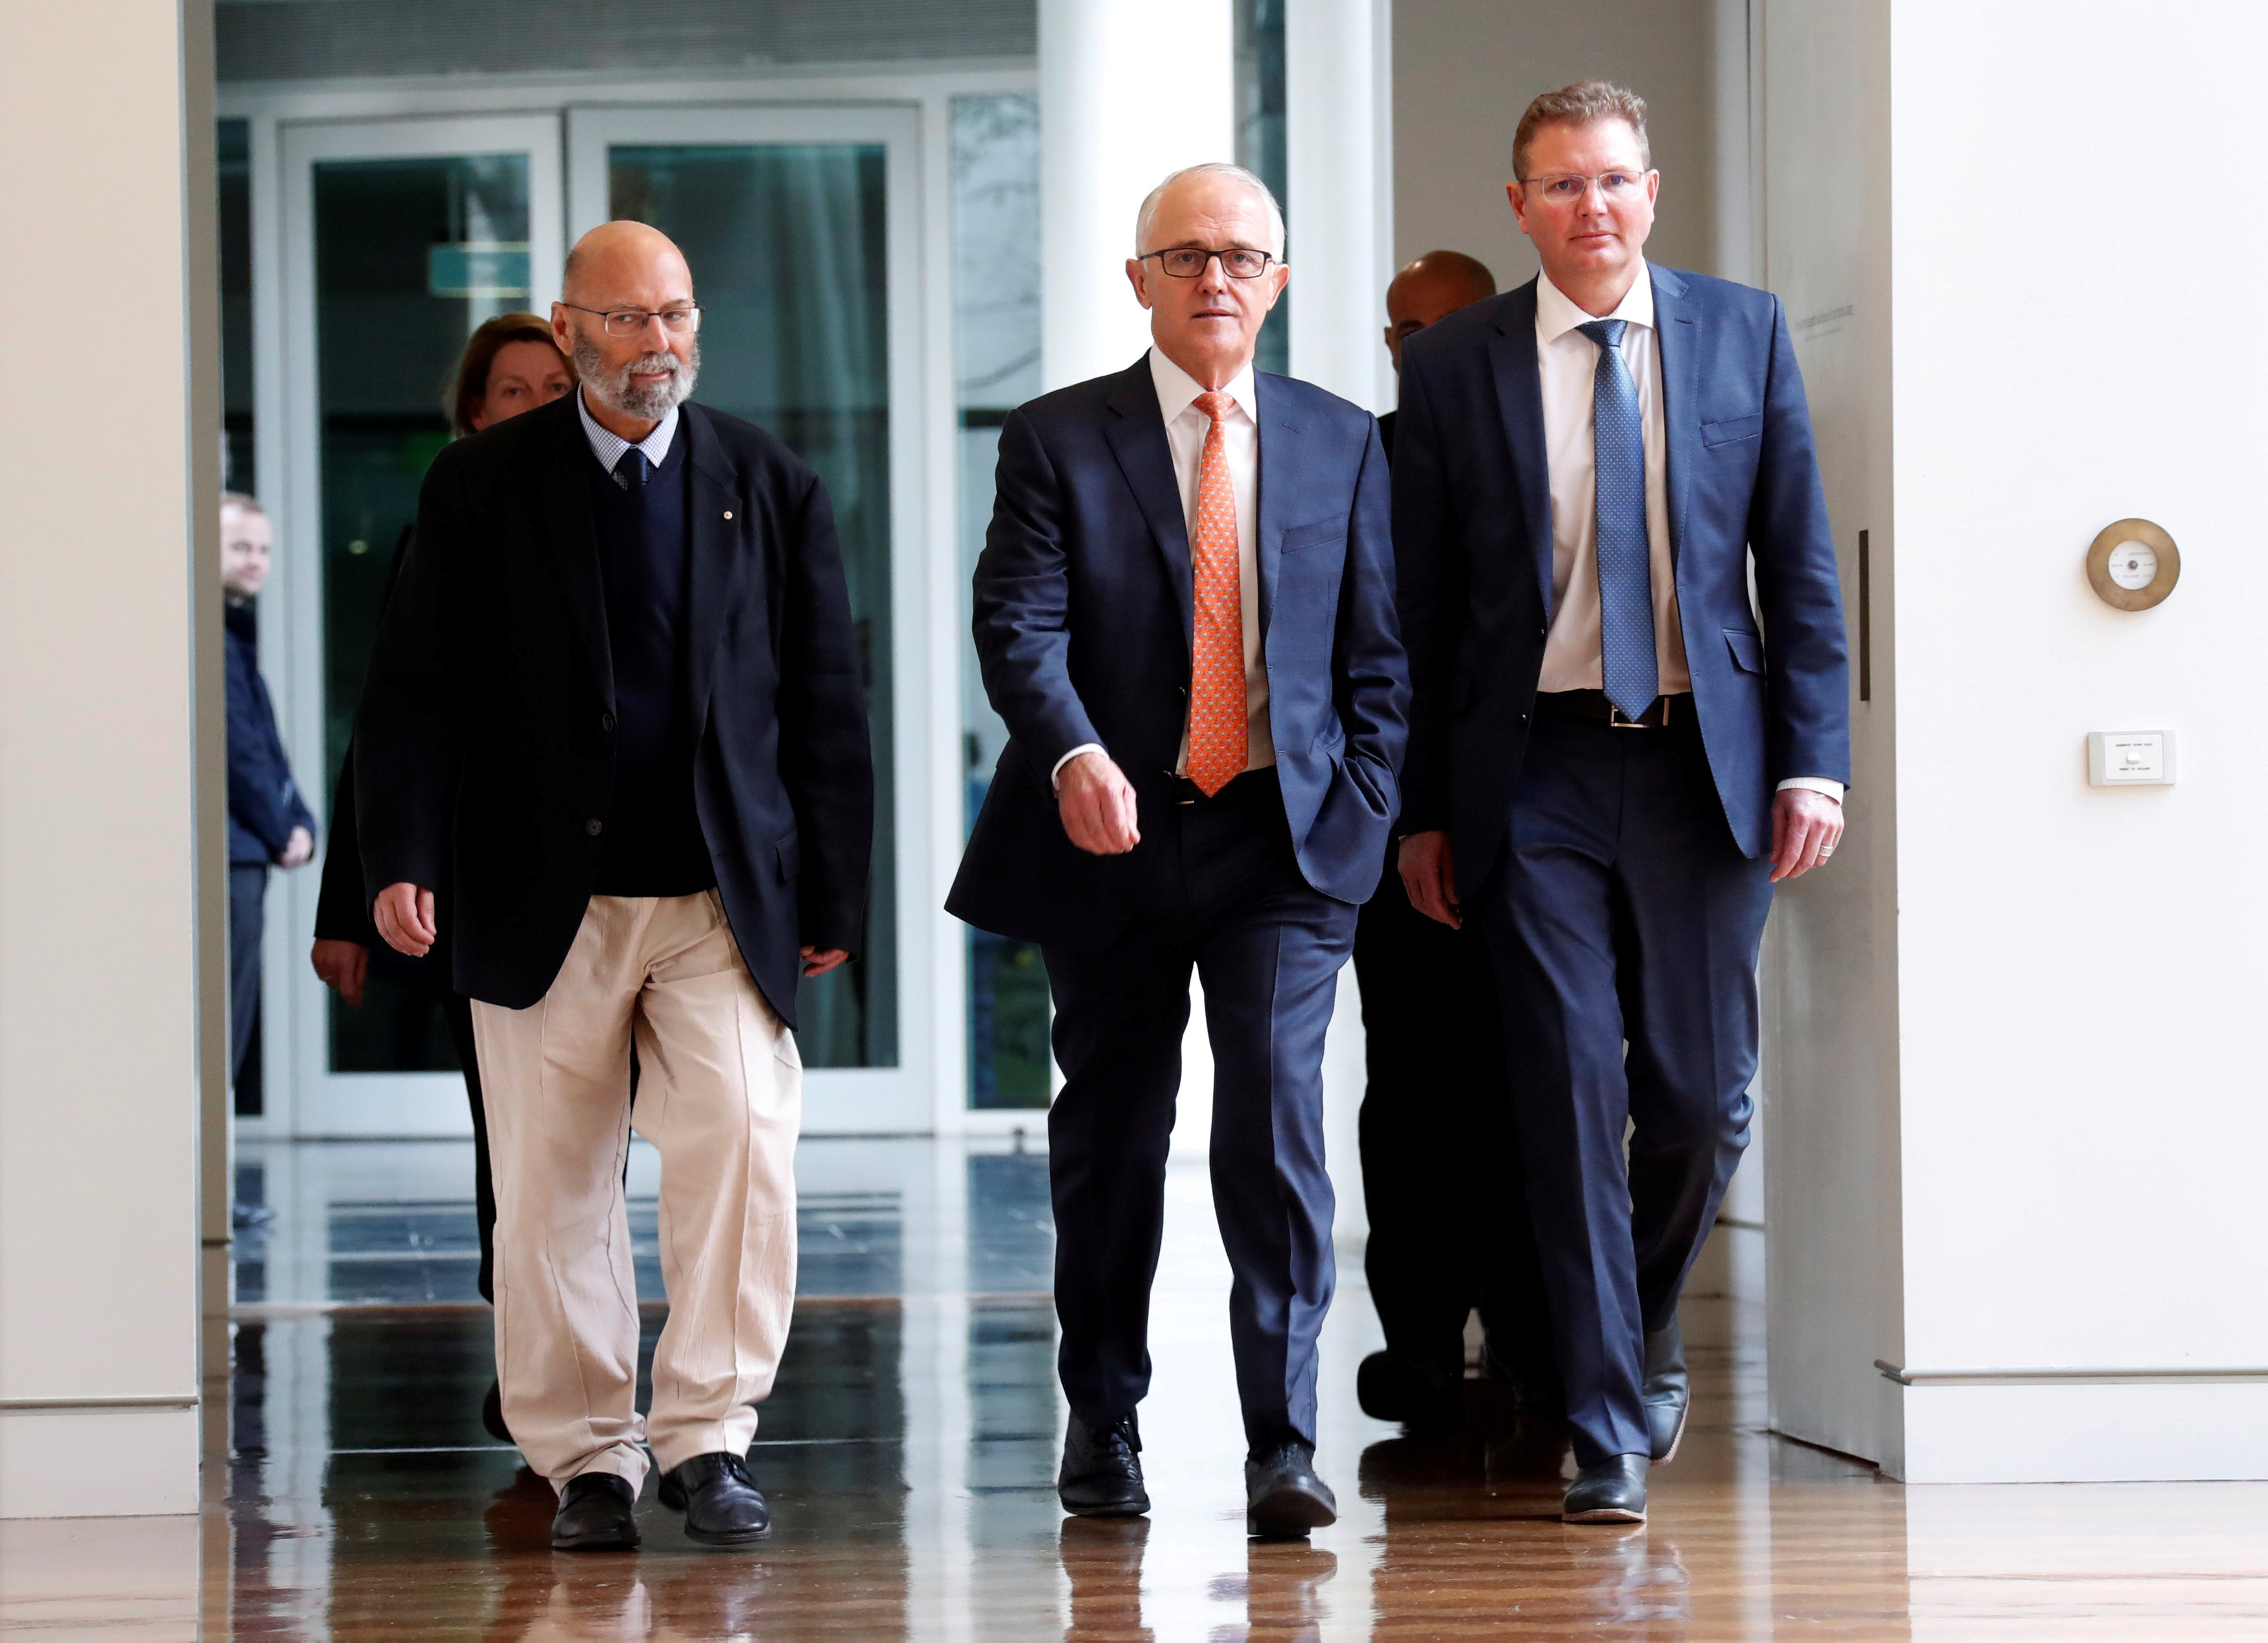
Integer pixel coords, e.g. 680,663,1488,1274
353,392,873,1025
227,601,316,868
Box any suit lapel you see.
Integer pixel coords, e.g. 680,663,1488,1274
680,405,748,741
1488,283,1556,620
1101,357,1195,654
542,401,614,713
1649,263,1699,579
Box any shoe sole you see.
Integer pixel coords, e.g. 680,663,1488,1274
1562,1504,1647,1524
683,1523,772,1546
551,1532,640,1552
1059,1495,1150,1518
1247,1489,1336,1539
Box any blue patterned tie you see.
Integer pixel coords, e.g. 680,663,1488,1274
614,446,649,491
1579,318,1657,720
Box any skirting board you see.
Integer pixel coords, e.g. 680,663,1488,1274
0,1406,199,1517
1886,1379,2268,1483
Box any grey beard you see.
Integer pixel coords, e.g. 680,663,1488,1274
573,334,699,421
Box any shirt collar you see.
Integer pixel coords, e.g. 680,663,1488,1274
1535,263,1656,345
576,387,679,476
1148,345,1258,427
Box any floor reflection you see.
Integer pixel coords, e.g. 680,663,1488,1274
136,1140,2268,1639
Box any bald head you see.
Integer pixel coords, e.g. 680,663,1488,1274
561,219,692,306
553,220,701,439
1383,250,1497,374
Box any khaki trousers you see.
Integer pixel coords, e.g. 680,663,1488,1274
472,891,801,1491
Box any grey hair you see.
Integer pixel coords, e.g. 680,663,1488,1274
220,490,265,518
1134,163,1286,260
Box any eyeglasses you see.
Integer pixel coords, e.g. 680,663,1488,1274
560,303,704,338
1520,170,1649,205
1139,246,1279,280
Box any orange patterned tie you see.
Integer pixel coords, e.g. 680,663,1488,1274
1185,390,1247,796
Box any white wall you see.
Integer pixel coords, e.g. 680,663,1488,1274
0,0,221,1516
1286,0,1394,412
1764,0,2268,1483
1391,0,1720,292
1882,0,2268,1482
1039,0,1234,389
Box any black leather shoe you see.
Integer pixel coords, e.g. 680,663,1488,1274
1245,1441,1337,1539
1643,1317,1689,1463
1059,1412,1149,1517
551,1471,640,1551
658,1452,772,1546
1562,1453,1649,1524
481,1379,513,1445
1355,1350,1463,1431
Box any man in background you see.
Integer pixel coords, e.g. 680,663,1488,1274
224,492,316,1105
1394,82,1848,1522
1352,250,1562,1437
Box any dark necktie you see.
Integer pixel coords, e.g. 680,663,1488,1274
614,446,649,491
1577,317,1657,720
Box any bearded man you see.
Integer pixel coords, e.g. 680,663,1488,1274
354,221,874,1553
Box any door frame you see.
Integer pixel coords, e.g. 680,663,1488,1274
565,101,938,1135
255,113,566,1140
225,67,1039,1140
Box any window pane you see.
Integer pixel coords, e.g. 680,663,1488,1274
610,142,897,1070
951,93,1050,1110
314,152,531,1074
1234,0,1289,374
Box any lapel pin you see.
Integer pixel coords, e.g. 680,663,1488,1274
723,511,734,520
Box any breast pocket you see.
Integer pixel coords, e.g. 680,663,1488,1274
1700,413,1764,448
1280,516,1347,555
1724,628,1765,675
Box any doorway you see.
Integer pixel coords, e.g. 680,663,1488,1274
248,102,932,1138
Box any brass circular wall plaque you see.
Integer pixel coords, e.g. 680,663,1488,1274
2086,518,2180,611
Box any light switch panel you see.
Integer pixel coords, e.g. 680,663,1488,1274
2087,730,2174,787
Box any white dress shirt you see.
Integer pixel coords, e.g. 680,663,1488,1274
1053,345,1275,785
577,387,679,477
1536,268,1841,803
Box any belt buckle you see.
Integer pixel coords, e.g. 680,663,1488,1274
1608,696,1666,730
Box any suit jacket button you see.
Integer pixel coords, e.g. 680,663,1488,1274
600,713,616,733
586,818,604,837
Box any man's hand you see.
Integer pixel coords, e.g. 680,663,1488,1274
1769,788,1845,882
310,939,369,1006
1398,831,1461,928
802,946,851,978
279,826,315,869
373,882,438,957
1057,750,1140,856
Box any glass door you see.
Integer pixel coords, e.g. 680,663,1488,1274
568,105,932,1134
265,115,564,1137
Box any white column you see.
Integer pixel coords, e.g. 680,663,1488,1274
1039,0,1235,391
1285,0,1394,410
0,0,220,1517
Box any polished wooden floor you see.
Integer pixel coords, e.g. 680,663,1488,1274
8,1147,2268,1639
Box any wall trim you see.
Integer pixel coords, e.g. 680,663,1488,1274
1879,1359,2268,1386
1,1395,200,1412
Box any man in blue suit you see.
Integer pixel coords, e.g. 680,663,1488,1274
1394,82,1850,1523
949,162,1405,1537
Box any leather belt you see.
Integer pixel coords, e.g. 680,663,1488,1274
1168,766,1280,805
1536,689,1688,729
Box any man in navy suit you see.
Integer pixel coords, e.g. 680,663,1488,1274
1394,82,1850,1523
949,163,1405,1537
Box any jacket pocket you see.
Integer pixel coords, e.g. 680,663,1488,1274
1700,412,1764,447
775,828,802,884
1280,516,1347,553
1724,628,1765,674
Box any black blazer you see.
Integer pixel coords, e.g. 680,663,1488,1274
354,395,874,1024
1394,267,1849,890
947,357,1407,952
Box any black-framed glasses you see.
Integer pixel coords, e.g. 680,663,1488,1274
1518,170,1649,205
560,302,704,338
1139,246,1278,280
